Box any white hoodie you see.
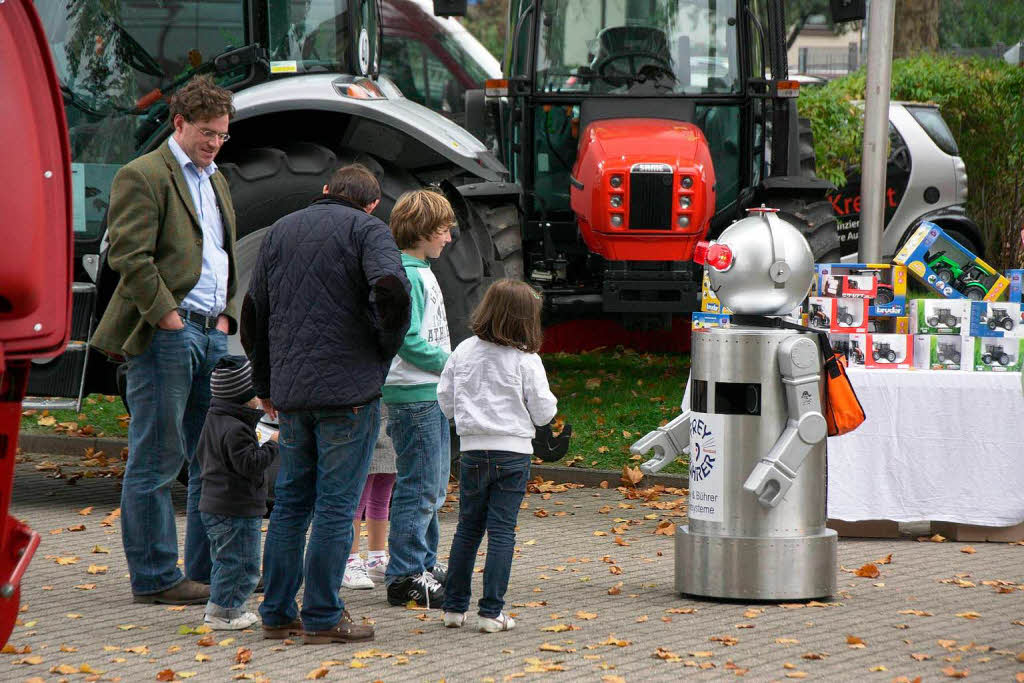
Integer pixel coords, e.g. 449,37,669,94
437,336,558,454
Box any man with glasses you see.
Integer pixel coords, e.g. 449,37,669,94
92,75,239,605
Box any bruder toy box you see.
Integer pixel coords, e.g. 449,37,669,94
972,337,1024,372
814,263,907,316
806,296,869,333
893,222,1008,301
913,335,971,371
843,333,914,369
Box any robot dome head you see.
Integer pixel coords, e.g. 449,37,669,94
695,208,814,316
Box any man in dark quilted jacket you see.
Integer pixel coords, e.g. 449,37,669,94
241,164,410,644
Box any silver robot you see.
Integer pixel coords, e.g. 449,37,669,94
632,208,837,600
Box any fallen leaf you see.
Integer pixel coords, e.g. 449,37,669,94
196,635,215,647
576,610,598,620
91,545,110,554
955,612,981,619
51,664,78,675
941,666,969,678
79,506,93,516
540,623,579,633
665,607,696,614
55,556,79,565
960,546,976,554
156,670,176,681
911,653,932,661
235,648,252,664
846,635,866,648
898,609,933,617
875,553,893,564
854,563,881,578
711,635,738,646
218,637,236,647
785,672,809,679
607,582,623,595
620,465,643,486
869,665,887,672
73,583,97,590
801,652,827,660
776,638,800,645
15,655,44,665
87,565,108,574
539,643,567,652
195,653,211,662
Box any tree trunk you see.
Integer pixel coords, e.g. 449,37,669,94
893,0,939,57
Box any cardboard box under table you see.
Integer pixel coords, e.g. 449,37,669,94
826,368,1024,541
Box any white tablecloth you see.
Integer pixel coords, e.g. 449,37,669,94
827,368,1024,526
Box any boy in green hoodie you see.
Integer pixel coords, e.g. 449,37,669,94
382,189,454,607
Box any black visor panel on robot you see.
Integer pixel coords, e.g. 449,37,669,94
534,0,740,95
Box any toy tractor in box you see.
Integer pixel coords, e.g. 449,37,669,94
809,303,830,328
925,252,991,300
836,303,856,326
872,342,898,363
926,307,960,330
936,341,962,365
849,339,866,364
984,307,1015,331
982,343,1013,367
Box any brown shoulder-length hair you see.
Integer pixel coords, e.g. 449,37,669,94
470,279,543,353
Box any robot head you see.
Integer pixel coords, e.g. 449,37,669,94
694,208,814,316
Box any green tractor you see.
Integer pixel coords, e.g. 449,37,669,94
925,252,991,300
464,0,862,331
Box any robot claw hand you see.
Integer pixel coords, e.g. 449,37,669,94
630,412,691,475
743,460,795,508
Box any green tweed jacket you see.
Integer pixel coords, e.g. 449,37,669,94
91,140,238,357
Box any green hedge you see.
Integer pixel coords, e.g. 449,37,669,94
798,56,1024,270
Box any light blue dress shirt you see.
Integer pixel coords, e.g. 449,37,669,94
168,136,229,318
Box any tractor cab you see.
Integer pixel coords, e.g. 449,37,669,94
480,0,862,326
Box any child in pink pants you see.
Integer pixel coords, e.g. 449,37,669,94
343,408,397,588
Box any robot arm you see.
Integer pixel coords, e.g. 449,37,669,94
631,377,692,475
743,336,828,508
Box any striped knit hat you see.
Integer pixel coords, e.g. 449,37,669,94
210,355,256,404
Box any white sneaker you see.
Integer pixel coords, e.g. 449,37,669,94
478,612,515,633
443,611,467,628
365,555,388,583
205,611,259,630
342,558,375,590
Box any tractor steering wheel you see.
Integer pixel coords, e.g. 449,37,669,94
595,51,674,86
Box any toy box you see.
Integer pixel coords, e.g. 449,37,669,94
701,271,732,314
843,333,913,369
806,296,869,333
814,263,908,316
908,299,968,335
893,222,1008,301
692,312,730,330
913,335,970,371
966,301,1024,338
1006,269,1023,304
972,337,1024,372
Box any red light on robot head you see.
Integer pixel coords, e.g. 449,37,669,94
693,241,733,271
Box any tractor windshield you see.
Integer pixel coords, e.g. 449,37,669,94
267,0,379,76
35,0,246,240
536,0,739,95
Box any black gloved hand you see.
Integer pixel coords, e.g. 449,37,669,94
532,422,573,462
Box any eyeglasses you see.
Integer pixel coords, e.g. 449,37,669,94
186,120,231,142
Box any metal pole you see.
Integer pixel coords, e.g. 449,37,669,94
857,0,895,263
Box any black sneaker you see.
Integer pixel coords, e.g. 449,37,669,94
387,571,444,608
429,563,448,585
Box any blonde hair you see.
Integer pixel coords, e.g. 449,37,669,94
390,189,455,249
470,279,544,353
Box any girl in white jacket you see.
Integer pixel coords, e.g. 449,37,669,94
437,279,558,633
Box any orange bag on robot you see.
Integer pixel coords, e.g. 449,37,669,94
820,350,865,437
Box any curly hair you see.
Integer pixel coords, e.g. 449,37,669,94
168,74,235,123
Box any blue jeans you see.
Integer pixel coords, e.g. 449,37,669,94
202,513,262,618
385,401,450,581
442,450,530,618
259,402,379,632
121,322,227,594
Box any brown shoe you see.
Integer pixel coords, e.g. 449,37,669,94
263,618,303,640
303,611,374,644
133,579,209,605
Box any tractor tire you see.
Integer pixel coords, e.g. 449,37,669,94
934,267,953,284
875,287,894,306
887,350,897,362
872,350,880,362
1003,317,1014,331
797,117,817,178
769,196,841,264
999,353,1011,366
926,316,939,327
944,316,958,328
982,353,993,365
966,288,984,301
953,352,961,364
839,313,853,325
988,319,999,331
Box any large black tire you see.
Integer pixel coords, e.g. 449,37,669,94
797,117,817,178
769,196,841,264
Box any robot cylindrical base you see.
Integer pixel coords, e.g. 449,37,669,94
675,525,838,600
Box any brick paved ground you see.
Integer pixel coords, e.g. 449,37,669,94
5,457,1022,682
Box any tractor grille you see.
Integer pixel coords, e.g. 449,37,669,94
628,164,673,230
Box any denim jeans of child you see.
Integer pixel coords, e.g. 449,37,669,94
202,513,262,618
121,322,227,595
442,450,530,618
259,402,379,632
385,401,451,582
